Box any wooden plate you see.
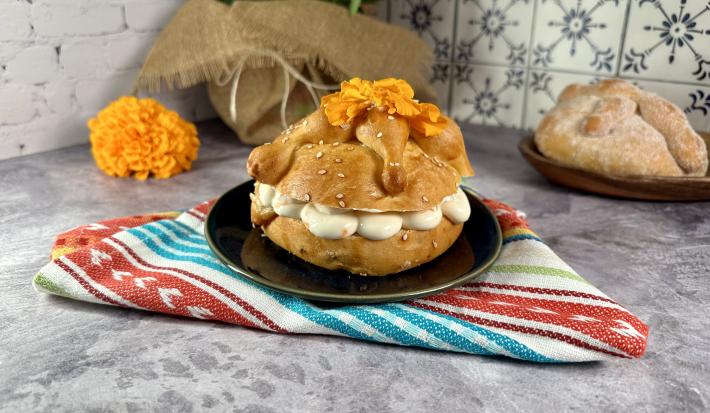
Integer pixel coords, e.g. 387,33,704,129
518,134,710,201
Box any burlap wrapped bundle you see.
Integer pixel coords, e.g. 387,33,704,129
135,0,436,145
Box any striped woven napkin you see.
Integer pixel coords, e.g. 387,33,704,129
33,197,648,362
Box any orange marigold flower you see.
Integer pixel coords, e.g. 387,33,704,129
321,78,447,136
88,96,200,180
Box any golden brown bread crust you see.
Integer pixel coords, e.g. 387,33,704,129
241,226,475,285
275,141,462,210
247,107,474,211
257,210,463,276
536,79,708,177
250,196,276,226
355,110,411,194
411,119,473,176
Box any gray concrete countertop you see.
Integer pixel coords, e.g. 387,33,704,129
1,121,708,412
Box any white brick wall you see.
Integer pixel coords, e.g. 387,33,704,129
0,2,32,41
0,84,36,125
125,1,184,32
5,46,58,84
0,0,216,161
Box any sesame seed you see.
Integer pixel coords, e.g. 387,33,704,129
376,132,383,138
282,137,289,143
318,169,327,175
422,196,429,203
332,142,340,146
387,115,395,120
402,233,408,241
432,241,438,248
347,147,354,151
413,99,419,103
335,193,344,199
389,162,395,166
306,144,313,149
394,162,400,166
304,194,310,202
303,120,308,126
340,124,349,129
318,140,324,145
286,130,292,135
264,142,271,145
316,151,323,159
335,158,342,163
338,200,346,208
337,173,345,178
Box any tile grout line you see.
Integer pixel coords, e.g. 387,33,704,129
609,74,710,89
455,59,710,89
614,0,634,77
521,0,541,130
526,0,539,70
447,0,461,114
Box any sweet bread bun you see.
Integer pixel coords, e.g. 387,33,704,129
535,79,708,177
246,78,474,276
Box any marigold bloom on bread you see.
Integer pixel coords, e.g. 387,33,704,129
321,78,448,137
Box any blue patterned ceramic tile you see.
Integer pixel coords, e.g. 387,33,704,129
621,0,710,84
390,0,457,61
531,0,627,74
523,70,610,129
455,0,535,66
387,0,709,131
430,61,453,111
450,63,526,127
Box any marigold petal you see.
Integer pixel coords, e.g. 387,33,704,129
320,78,443,137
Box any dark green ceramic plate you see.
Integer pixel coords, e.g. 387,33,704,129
204,180,502,304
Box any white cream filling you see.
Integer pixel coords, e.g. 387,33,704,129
301,204,358,239
255,183,471,240
271,192,305,219
357,212,404,240
401,207,442,230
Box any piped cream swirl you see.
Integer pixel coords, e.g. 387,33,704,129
255,183,470,240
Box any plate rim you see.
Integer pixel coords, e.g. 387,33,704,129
204,180,502,304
